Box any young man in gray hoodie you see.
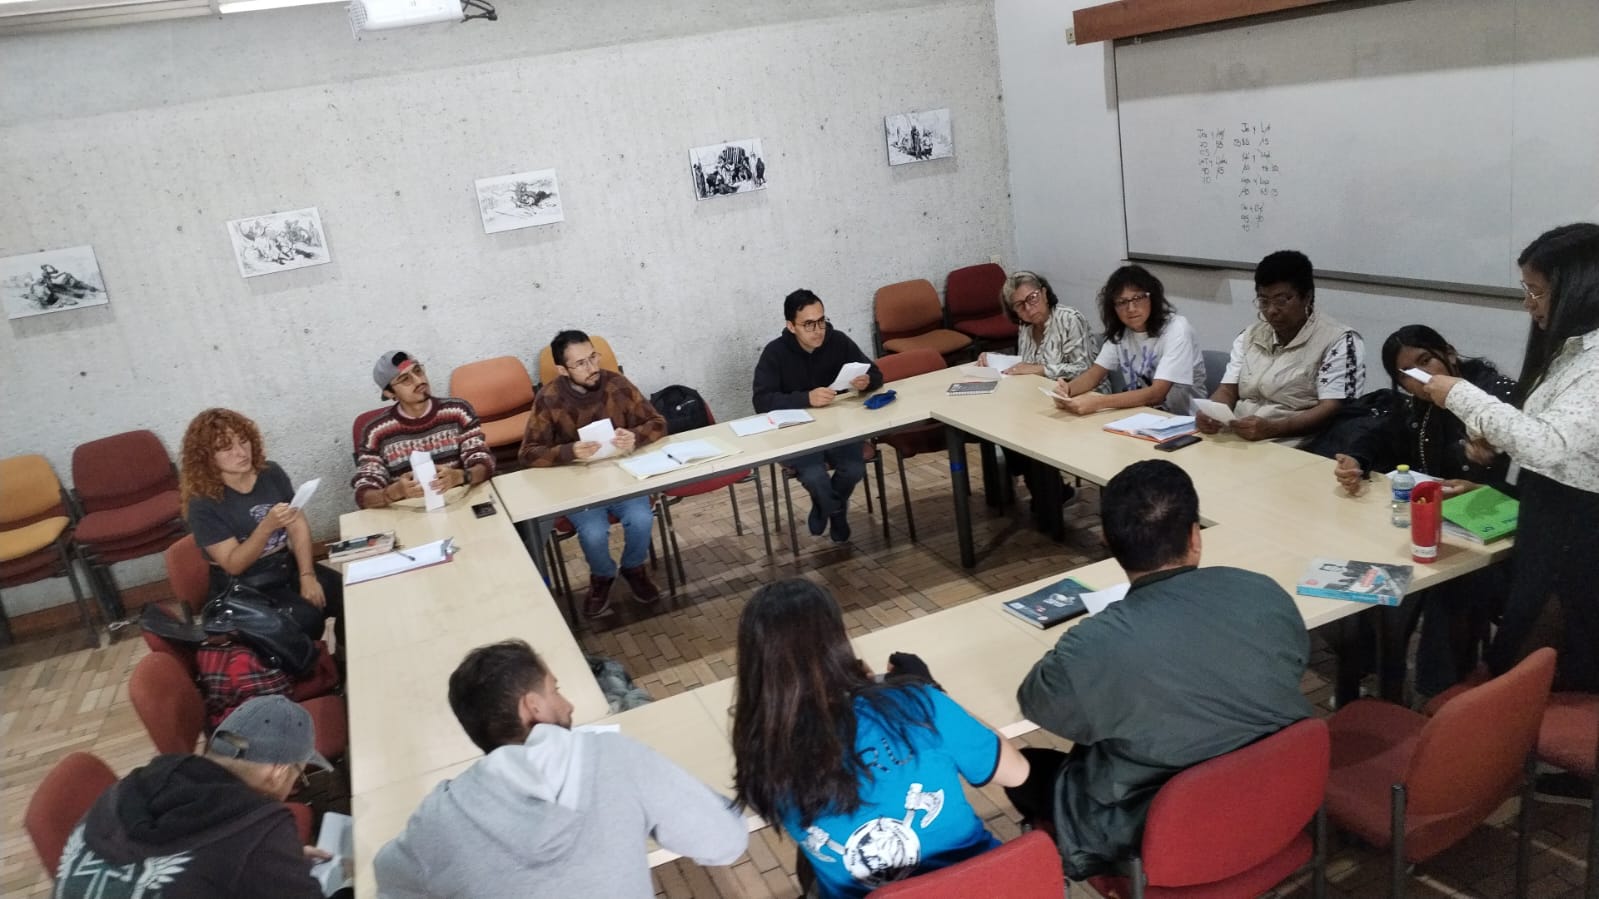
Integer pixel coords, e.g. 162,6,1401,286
374,639,748,898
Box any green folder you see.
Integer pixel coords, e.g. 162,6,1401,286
1441,486,1519,544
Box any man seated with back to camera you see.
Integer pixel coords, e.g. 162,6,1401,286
1008,459,1312,879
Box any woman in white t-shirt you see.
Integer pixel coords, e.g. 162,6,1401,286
1053,265,1206,415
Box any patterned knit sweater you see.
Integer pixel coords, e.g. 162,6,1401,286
351,398,495,504
519,371,667,467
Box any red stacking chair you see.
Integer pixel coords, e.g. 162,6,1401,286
1536,692,1598,899
24,751,118,878
70,430,185,625
873,349,948,543
1089,718,1329,899
659,402,772,579
945,263,1017,351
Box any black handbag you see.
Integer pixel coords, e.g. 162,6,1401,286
201,582,319,677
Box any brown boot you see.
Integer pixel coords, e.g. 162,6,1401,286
584,575,616,618
620,565,661,605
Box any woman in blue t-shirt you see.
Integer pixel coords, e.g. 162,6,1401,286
731,579,1029,898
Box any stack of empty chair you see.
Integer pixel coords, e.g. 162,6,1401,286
70,429,186,627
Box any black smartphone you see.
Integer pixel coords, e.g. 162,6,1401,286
1154,434,1202,452
472,501,497,518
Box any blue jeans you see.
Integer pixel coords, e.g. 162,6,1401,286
791,444,866,520
568,496,653,578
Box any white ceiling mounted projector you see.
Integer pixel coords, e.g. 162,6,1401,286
348,0,495,34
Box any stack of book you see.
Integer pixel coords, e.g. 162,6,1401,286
326,531,395,564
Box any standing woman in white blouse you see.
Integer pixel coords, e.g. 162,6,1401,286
1422,222,1599,691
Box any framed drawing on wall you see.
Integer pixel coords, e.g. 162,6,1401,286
475,169,565,234
225,207,332,278
1,245,109,319
690,139,766,200
885,109,954,165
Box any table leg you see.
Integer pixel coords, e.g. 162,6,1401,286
947,425,976,569
520,517,553,585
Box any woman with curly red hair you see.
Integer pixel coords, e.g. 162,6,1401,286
180,408,340,640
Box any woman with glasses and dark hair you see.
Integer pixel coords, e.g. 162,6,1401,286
1052,264,1207,415
731,578,1029,898
1196,250,1365,445
982,270,1099,383
1421,222,1599,693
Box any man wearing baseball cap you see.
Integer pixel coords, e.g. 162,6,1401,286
55,696,332,898
352,350,496,508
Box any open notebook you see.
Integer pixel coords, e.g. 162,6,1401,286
1102,412,1197,443
617,439,736,480
729,409,813,437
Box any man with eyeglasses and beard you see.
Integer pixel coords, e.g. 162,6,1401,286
752,289,883,544
353,350,495,509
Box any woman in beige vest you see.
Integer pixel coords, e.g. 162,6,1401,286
1196,250,1365,447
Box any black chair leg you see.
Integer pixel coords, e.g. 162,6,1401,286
1391,783,1408,899
895,448,917,542
1129,855,1147,899
875,452,890,544
660,498,685,587
1313,805,1328,899
1517,755,1535,898
727,484,744,536
58,541,99,647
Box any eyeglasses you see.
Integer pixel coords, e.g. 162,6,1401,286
1521,281,1548,302
566,352,603,371
1255,292,1301,312
391,363,427,386
1013,289,1044,310
1113,292,1151,310
796,317,829,333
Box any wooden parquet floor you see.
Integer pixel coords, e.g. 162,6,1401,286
3,448,1591,898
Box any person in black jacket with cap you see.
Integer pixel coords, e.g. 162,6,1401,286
752,289,883,544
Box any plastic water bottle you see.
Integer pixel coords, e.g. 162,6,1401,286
1390,465,1415,528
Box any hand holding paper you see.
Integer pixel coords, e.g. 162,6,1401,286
577,419,618,460
1402,367,1433,384
829,362,872,392
409,451,444,511
1191,398,1236,426
288,477,320,511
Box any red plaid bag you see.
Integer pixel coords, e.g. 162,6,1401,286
196,641,292,730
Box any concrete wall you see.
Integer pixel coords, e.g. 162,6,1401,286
0,0,1015,616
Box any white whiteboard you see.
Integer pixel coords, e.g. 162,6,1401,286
1114,0,1599,293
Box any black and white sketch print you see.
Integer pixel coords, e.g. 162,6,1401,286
1,245,109,320
225,207,331,278
884,109,954,166
690,139,766,200
475,169,565,233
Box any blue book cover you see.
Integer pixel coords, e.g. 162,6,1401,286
1002,576,1092,628
1295,558,1412,606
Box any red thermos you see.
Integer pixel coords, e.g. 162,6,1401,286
1410,480,1443,563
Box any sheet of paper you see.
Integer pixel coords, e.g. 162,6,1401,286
1402,367,1433,384
577,418,618,461
1103,412,1171,433
409,451,444,511
1191,398,1236,425
984,353,1022,373
829,361,872,392
345,537,455,585
617,450,681,479
310,811,354,896
768,409,815,426
1037,385,1067,400
1082,583,1130,616
664,439,726,464
961,364,1003,381
288,477,320,510
729,415,777,437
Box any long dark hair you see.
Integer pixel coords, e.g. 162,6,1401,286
1097,264,1174,343
731,579,934,827
1515,223,1599,402
1379,325,1462,390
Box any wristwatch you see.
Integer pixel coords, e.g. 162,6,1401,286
461,465,473,488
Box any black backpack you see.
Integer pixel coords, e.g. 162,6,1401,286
650,384,711,435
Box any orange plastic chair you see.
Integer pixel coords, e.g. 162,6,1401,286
1088,718,1329,899
24,751,118,878
1326,647,1555,898
0,454,98,646
129,652,207,755
945,263,1017,349
865,830,1062,897
536,334,621,386
873,278,973,357
163,534,211,618
449,356,536,457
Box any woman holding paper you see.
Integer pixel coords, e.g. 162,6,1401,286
1051,265,1206,415
981,271,1099,382
1420,223,1599,692
180,408,341,640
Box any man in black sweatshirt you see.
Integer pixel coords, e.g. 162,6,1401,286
54,695,331,899
752,289,883,543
